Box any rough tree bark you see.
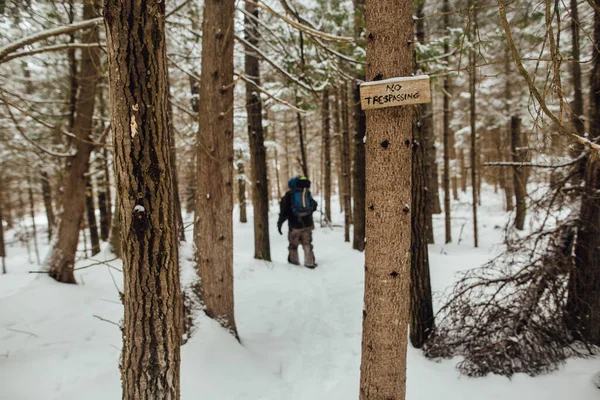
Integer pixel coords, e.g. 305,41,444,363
359,0,413,397
104,0,182,397
322,87,332,222
511,116,527,230
85,174,101,256
442,0,452,244
341,83,352,243
40,170,55,242
244,2,271,260
352,0,366,251
47,0,101,284
194,0,238,334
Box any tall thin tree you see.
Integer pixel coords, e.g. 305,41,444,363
442,0,452,244
195,0,238,334
322,87,332,222
469,0,479,248
47,0,101,283
352,0,367,251
104,1,182,397
359,0,414,397
244,2,271,260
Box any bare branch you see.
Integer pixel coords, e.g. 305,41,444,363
0,17,103,62
1,43,103,64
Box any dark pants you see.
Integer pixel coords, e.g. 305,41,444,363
288,227,315,266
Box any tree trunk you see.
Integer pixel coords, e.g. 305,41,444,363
244,2,271,261
503,48,515,210
566,3,600,343
411,95,435,349
416,0,435,245
40,170,55,243
352,0,366,251
322,87,332,223
442,0,452,244
511,116,527,230
359,0,413,397
333,86,344,213
27,174,41,265
194,0,238,335
459,148,467,193
85,174,101,256
469,0,479,248
104,1,183,397
97,87,112,241
237,159,248,223
167,87,186,242
47,0,101,284
297,111,309,178
109,203,121,258
341,83,352,243
67,0,78,132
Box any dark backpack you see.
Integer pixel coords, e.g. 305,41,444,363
291,187,313,219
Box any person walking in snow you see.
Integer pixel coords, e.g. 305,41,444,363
277,176,318,268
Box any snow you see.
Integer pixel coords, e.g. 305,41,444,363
1,189,599,399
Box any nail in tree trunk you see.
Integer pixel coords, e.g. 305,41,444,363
85,174,101,256
104,1,183,397
322,87,332,223
469,0,479,248
416,0,436,244
566,2,600,343
411,91,434,349
40,170,55,242
237,157,248,223
359,0,413,397
442,0,452,244
194,0,238,335
341,83,352,243
47,0,101,284
244,2,271,261
511,116,527,230
352,0,367,251
27,174,41,265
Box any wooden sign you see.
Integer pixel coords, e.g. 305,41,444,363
360,75,431,110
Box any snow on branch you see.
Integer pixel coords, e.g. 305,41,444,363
0,17,103,62
0,43,104,64
234,33,325,93
242,0,354,44
498,1,600,154
236,73,306,113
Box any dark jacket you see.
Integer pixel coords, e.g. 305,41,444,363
277,180,318,230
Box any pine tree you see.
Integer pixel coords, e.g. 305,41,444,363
195,0,238,334
359,0,413,397
104,0,182,397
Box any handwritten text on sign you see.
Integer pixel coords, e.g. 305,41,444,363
359,75,431,110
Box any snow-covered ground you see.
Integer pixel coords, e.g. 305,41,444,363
1,189,599,399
